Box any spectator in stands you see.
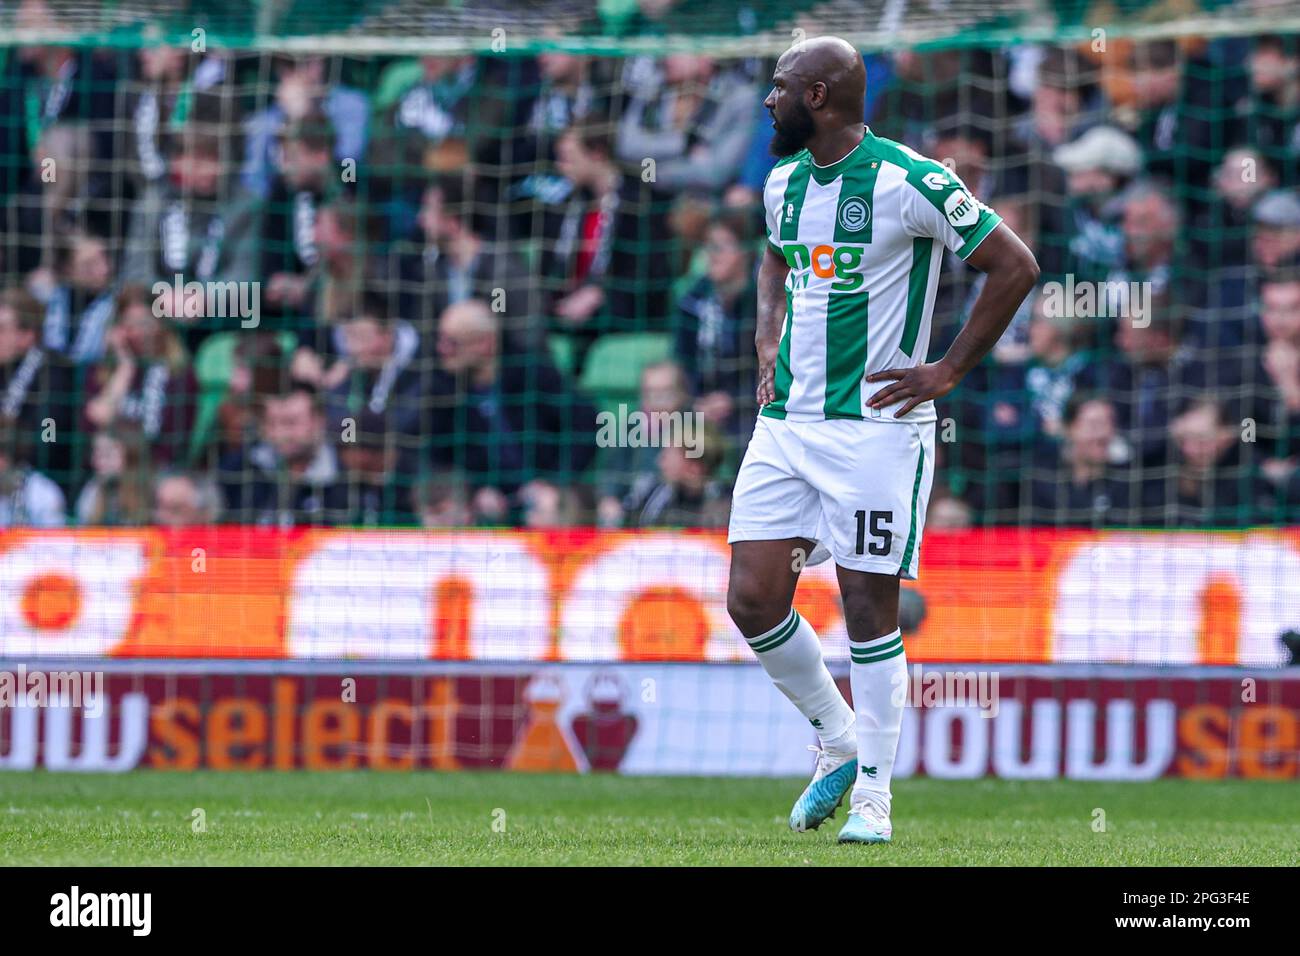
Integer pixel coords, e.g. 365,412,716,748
1192,179,1294,353
966,288,1090,514
1,122,112,278
152,470,223,526
209,332,293,462
123,44,230,190
520,479,589,528
0,422,65,527
1129,40,1221,196
985,290,1091,444
956,192,1039,359
672,208,757,441
398,176,539,346
1013,47,1097,156
242,55,370,199
414,470,474,528
597,359,693,528
1051,125,1142,281
1142,398,1257,527
481,36,614,236
1239,34,1300,188
2,1,119,190
310,194,366,319
371,54,480,174
0,286,75,491
431,299,597,513
614,54,755,193
219,384,348,527
1001,48,1100,280
40,230,117,367
1110,179,1180,301
261,113,341,326
1251,190,1300,271
873,49,1003,152
544,122,674,369
84,285,196,466
323,292,429,460
1024,393,1137,527
928,124,994,204
307,196,403,350
1077,304,1214,468
625,422,730,529
1191,147,1277,271
1248,273,1300,512
74,427,153,526
122,125,260,341
335,409,417,527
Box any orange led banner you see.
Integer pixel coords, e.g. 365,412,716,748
0,528,1297,664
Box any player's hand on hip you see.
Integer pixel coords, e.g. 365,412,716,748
866,360,960,418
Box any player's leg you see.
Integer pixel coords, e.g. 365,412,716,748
801,418,936,843
727,416,857,829
727,539,857,830
728,538,851,735
835,566,906,844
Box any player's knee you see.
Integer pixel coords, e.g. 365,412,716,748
727,575,784,636
840,589,895,639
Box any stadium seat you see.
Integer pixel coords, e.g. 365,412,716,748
547,334,577,378
188,331,296,462
577,333,672,414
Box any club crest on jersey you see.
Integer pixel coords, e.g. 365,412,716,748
945,190,977,228
837,196,870,232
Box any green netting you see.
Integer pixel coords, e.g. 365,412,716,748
0,3,1296,530
0,0,1297,53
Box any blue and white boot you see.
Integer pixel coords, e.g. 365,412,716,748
837,793,893,844
789,746,857,832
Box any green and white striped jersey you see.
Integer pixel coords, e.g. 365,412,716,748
761,126,1001,424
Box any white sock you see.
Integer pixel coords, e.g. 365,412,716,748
849,628,908,814
745,608,855,751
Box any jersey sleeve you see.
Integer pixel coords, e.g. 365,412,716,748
899,160,1001,260
762,167,783,255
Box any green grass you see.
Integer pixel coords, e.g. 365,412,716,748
0,773,1295,866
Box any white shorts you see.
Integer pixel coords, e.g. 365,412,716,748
728,415,936,580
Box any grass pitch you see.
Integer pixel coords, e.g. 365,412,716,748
0,772,1295,866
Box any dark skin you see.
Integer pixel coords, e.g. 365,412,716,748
730,37,1039,643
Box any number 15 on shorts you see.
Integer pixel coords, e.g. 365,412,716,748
854,509,893,556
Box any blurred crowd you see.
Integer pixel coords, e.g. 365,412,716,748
0,0,1297,531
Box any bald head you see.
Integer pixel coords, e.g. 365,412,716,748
441,299,498,336
765,35,866,157
437,299,500,375
780,36,865,116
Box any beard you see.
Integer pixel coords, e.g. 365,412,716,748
769,101,815,157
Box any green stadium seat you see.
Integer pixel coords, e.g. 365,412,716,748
577,333,673,414
547,334,577,378
188,331,296,463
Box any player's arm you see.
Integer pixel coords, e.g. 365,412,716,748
867,222,1038,417
756,242,791,407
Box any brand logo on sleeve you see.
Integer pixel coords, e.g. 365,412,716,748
944,190,977,228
